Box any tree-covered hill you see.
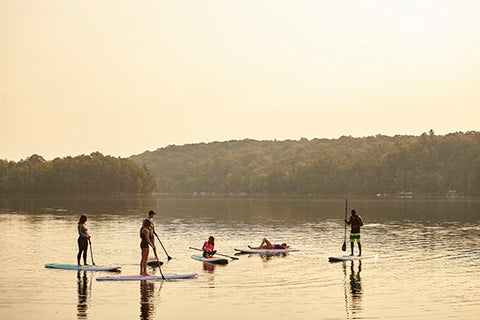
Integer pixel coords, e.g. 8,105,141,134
130,131,480,196
0,152,157,194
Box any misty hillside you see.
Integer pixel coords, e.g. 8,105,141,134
130,131,480,197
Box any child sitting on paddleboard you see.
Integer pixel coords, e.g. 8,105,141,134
202,236,216,258
248,238,289,250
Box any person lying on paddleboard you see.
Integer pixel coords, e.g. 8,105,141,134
202,236,217,258
345,209,363,256
248,238,289,250
77,215,91,266
140,219,156,275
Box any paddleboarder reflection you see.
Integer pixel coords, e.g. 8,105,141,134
259,252,288,261
349,261,362,297
343,261,363,318
140,280,156,320
77,271,90,319
203,261,216,272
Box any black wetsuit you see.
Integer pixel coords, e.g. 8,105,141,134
77,224,89,265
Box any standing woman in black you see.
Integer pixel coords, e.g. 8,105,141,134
77,215,91,266
140,219,156,275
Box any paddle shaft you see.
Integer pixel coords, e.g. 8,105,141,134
152,246,166,280
342,199,348,251
88,238,96,265
189,247,239,260
154,232,172,260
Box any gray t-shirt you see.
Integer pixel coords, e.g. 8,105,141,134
78,224,89,239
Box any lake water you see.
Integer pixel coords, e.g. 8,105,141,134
0,195,479,320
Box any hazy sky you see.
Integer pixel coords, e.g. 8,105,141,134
1,1,479,161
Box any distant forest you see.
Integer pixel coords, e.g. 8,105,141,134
131,131,480,197
0,152,157,194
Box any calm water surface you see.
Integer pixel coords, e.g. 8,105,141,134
0,195,479,320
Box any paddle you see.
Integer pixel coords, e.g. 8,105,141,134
189,247,239,260
88,238,96,265
153,231,172,261
342,199,347,252
152,246,167,280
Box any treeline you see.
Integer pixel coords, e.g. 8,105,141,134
0,152,157,194
130,131,480,196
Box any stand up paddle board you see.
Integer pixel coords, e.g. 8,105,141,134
96,272,198,281
45,263,121,271
191,254,229,264
328,254,379,262
147,260,164,267
234,248,300,254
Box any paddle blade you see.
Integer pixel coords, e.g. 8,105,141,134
342,241,346,252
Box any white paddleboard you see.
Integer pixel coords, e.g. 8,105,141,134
234,248,300,254
328,254,379,262
96,272,198,281
45,263,121,271
191,254,229,264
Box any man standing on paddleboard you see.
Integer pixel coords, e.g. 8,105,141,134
345,209,363,256
142,210,156,246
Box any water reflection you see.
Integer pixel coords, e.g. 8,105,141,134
349,261,362,298
235,252,289,262
203,261,216,272
140,280,159,320
343,261,363,319
2,195,480,227
77,271,90,319
260,253,290,262
2,195,479,320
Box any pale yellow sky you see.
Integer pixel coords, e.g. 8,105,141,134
1,1,479,161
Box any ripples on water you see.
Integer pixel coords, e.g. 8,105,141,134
0,196,479,319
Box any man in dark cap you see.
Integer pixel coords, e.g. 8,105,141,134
142,210,157,245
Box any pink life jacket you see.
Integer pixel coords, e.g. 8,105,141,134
203,241,214,252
